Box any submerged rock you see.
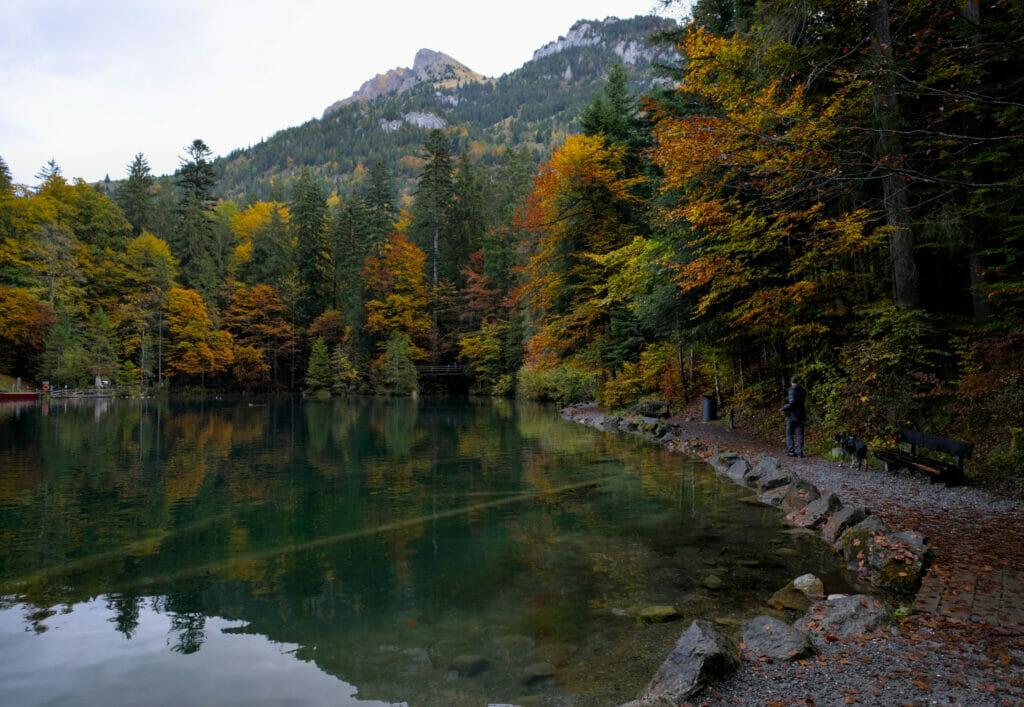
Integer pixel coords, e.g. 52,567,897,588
448,654,489,678
768,583,812,612
742,615,815,660
793,573,825,600
637,606,683,624
701,574,724,590
522,661,556,685
635,620,740,705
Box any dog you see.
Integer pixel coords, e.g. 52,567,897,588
834,434,868,470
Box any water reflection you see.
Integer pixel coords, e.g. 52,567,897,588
0,398,853,705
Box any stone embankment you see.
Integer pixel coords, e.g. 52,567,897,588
561,403,1024,705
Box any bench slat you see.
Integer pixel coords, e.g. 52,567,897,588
900,428,973,459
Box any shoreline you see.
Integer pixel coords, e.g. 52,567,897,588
559,402,1024,706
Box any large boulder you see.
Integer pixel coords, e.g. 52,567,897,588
822,505,870,543
742,615,816,661
743,457,778,487
636,620,740,705
757,467,792,493
796,594,889,648
725,458,751,483
839,518,931,594
786,492,841,530
780,477,821,512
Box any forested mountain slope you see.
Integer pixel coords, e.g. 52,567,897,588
214,15,676,201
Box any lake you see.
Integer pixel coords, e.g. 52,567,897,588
0,397,850,705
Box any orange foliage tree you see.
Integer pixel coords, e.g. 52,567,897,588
0,286,55,375
223,284,296,388
164,288,233,382
362,233,430,362
517,134,643,367
651,27,886,350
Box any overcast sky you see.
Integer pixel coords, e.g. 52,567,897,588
1,0,692,186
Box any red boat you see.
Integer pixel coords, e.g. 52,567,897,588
0,391,40,401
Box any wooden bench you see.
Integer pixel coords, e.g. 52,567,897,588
636,401,671,419
874,428,972,486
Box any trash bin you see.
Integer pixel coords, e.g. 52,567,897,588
702,393,717,422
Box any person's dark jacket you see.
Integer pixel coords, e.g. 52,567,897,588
783,384,806,422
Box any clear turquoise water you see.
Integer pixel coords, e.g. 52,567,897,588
0,397,850,705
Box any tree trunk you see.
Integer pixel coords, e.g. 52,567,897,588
872,0,920,309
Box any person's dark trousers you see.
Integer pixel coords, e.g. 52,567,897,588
786,419,805,456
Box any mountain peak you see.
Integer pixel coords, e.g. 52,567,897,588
323,49,486,116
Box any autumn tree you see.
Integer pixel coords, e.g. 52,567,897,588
223,284,296,388
518,134,642,365
363,233,430,362
164,287,233,383
0,286,54,376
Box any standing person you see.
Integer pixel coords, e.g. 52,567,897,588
782,375,807,457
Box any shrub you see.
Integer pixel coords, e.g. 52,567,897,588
517,363,595,405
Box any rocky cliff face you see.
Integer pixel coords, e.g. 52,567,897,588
323,48,487,116
532,17,673,65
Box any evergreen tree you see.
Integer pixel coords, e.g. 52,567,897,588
116,153,154,236
382,331,418,396
305,336,332,390
175,139,217,207
409,129,454,287
364,159,397,250
173,193,219,300
448,152,486,290
244,205,291,289
330,194,372,335
0,156,12,197
291,169,330,325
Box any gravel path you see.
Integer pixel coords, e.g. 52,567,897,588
569,407,1024,706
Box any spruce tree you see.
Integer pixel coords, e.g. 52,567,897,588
116,153,154,236
382,332,418,396
409,130,453,287
364,159,397,250
175,139,217,207
305,337,332,391
291,169,330,325
449,152,486,289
